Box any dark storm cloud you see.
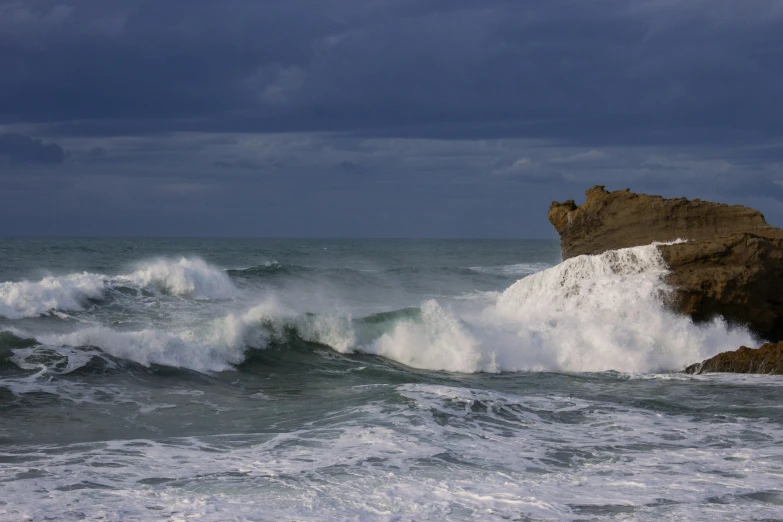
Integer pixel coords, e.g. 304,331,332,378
1,0,781,146
490,158,565,185
87,146,107,159
2,0,783,237
0,133,66,164
213,159,263,170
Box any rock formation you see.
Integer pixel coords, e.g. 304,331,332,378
549,185,783,343
548,185,783,259
685,342,783,375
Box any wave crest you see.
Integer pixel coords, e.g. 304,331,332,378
24,300,282,372
120,257,237,299
0,257,237,319
0,273,108,319
348,244,756,373
1,244,758,375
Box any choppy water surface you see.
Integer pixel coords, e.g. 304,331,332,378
1,238,781,521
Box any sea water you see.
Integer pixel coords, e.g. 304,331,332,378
0,238,781,521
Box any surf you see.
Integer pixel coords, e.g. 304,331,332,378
0,243,757,375
0,257,238,320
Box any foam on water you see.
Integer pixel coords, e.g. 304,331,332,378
0,272,107,319
470,262,551,276
358,243,756,373
28,299,284,372
1,383,782,521
0,257,236,319
119,257,237,299
4,239,782,522
0,244,759,374
367,299,481,372
14,297,359,373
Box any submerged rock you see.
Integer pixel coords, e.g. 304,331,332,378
548,185,783,343
685,342,783,375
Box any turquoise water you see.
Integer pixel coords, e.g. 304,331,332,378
1,238,781,521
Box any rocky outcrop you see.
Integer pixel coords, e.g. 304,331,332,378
549,186,783,341
660,234,783,340
548,185,783,259
685,342,783,375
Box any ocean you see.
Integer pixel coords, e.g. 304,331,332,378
1,238,781,521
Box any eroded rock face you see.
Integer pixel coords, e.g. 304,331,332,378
685,342,783,375
660,234,783,340
548,185,783,259
549,186,783,342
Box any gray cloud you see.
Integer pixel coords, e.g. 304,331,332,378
1,1,783,236
490,158,565,184
213,159,263,170
0,133,66,164
0,0,779,146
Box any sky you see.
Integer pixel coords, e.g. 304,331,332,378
1,0,782,238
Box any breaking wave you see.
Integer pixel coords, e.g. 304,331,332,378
0,272,108,319
0,257,237,319
361,244,754,373
118,257,237,299
321,243,754,373
0,244,757,374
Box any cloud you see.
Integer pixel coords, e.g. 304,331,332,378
2,1,783,236
335,160,366,173
550,150,609,164
0,133,66,164
213,159,263,170
0,0,778,147
490,158,564,184
88,146,107,160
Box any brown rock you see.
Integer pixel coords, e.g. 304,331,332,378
549,185,783,259
549,186,783,341
660,234,783,340
685,342,783,375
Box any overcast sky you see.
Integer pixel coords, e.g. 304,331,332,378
1,0,782,237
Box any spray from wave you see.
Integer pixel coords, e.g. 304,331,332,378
0,257,237,319
20,300,283,372
0,273,108,319
356,243,756,373
118,257,237,299
1,244,757,374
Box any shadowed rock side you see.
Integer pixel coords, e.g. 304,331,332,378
549,186,783,344
685,342,783,375
660,234,783,341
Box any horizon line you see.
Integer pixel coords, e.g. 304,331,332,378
1,235,556,241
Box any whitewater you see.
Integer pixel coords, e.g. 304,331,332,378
1,238,781,521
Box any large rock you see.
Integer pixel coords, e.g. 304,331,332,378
685,342,783,375
548,185,783,259
549,185,783,341
660,233,783,340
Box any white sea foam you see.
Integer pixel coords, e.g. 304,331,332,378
30,299,285,372
368,299,481,372
0,272,108,319
119,257,237,299
2,383,782,521
36,327,243,372
296,311,357,352
0,257,237,319
1,245,760,374
358,243,757,373
470,262,552,276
